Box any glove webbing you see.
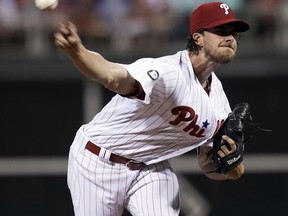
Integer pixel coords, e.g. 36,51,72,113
206,102,271,174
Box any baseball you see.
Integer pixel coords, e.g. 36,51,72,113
35,0,58,10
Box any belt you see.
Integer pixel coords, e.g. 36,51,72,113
85,141,145,170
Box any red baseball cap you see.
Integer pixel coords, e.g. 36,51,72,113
190,2,250,34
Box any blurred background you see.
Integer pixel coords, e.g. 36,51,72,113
0,0,287,215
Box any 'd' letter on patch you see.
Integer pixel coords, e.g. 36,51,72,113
147,70,159,80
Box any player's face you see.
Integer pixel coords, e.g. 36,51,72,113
202,25,239,64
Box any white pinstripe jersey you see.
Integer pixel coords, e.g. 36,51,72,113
82,50,231,165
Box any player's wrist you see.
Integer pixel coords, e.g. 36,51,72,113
226,163,245,180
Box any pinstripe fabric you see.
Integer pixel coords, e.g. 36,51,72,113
68,128,179,216
68,50,232,215
126,161,179,216
83,50,231,164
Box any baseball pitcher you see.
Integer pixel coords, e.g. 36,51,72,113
53,2,260,216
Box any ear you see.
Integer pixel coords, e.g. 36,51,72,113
192,32,203,46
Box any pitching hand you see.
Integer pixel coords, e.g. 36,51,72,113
54,22,82,53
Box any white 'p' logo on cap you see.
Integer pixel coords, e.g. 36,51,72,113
220,3,229,15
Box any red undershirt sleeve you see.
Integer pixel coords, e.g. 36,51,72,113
120,81,145,100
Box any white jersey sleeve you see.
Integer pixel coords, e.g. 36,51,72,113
121,57,178,104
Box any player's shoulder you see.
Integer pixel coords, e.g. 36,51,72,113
150,51,184,76
121,51,184,84
130,51,183,70
156,51,183,64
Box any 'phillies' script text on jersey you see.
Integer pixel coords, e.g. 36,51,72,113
170,106,205,137
170,105,225,138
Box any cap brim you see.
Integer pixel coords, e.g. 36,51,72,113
202,19,250,33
